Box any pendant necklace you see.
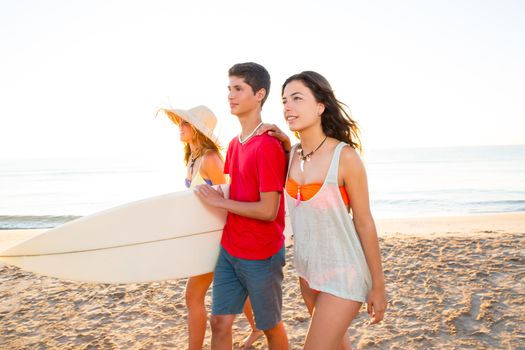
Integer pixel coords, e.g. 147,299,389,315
189,156,197,175
188,151,201,177
185,152,200,188
239,121,264,144
297,136,327,172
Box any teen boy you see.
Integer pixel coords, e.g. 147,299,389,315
195,62,288,350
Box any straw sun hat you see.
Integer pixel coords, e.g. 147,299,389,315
161,105,219,144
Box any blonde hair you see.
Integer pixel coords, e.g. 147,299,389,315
156,108,223,164
183,125,223,165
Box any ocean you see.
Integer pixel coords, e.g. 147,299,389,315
1,145,524,229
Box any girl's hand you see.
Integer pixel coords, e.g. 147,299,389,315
257,123,291,152
366,286,387,325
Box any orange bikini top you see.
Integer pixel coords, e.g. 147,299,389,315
285,178,350,205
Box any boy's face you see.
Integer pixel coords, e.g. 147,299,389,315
227,75,262,116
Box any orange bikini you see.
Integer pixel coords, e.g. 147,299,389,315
285,178,350,205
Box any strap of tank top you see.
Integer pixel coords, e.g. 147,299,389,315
194,150,211,181
326,142,347,184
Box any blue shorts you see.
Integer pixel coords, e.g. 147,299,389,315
211,246,286,330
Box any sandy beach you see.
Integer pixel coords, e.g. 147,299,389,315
1,212,524,349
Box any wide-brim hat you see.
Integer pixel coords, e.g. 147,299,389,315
161,105,219,144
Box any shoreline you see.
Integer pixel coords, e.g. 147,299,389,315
376,211,525,236
1,211,523,236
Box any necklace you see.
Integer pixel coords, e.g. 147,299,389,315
189,156,197,174
185,152,201,188
297,136,327,171
188,151,201,177
238,121,264,144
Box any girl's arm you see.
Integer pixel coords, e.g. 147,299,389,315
340,146,387,324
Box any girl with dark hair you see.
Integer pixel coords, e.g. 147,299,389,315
261,71,387,349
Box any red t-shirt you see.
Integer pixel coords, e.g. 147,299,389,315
222,133,286,259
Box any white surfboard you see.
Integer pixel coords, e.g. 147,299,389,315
0,185,293,284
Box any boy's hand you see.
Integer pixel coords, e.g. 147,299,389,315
194,184,225,208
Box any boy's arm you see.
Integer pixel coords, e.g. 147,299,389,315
194,185,281,221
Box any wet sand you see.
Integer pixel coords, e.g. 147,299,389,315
1,213,524,349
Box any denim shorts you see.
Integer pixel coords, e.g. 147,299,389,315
211,246,286,330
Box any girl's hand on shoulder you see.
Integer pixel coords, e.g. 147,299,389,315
367,286,387,325
257,123,291,152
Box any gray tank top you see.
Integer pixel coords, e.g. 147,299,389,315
285,142,372,302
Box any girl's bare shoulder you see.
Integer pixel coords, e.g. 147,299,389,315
201,149,224,167
339,145,365,175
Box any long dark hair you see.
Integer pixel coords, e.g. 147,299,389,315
282,71,362,152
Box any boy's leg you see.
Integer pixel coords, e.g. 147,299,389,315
210,314,236,350
263,321,288,350
241,247,288,349
211,247,249,349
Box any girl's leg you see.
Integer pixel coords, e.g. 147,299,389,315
185,272,214,350
304,291,361,350
299,277,360,350
299,277,318,314
241,298,264,349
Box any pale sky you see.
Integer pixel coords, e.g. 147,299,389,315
1,0,524,160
